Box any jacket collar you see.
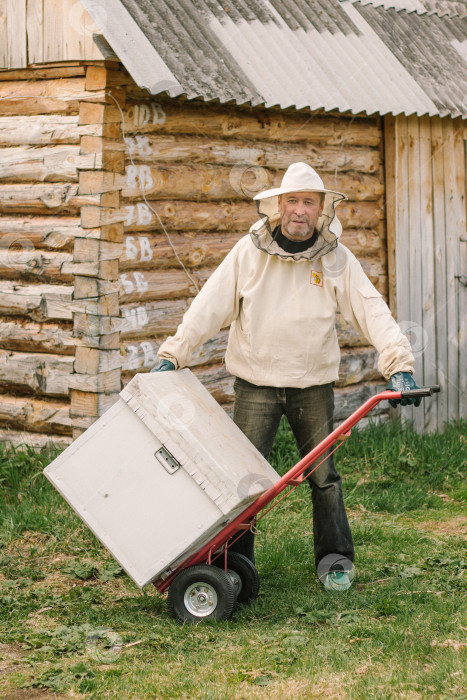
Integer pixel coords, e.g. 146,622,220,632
249,215,339,262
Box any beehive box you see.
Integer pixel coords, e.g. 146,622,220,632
44,370,280,587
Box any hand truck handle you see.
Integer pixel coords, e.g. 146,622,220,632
400,384,440,399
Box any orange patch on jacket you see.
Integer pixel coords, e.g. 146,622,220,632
310,270,323,287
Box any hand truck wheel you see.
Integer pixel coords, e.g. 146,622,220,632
167,564,236,623
212,551,260,605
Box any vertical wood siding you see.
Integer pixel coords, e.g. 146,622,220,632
385,114,466,431
0,0,104,69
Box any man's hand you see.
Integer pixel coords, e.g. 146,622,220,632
151,360,175,372
387,372,422,407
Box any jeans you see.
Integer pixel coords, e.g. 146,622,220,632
230,377,354,569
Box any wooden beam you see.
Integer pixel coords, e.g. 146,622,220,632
0,428,71,449
79,170,123,195
121,332,229,373
41,292,119,320
123,101,381,146
0,145,106,182
455,119,467,421
442,118,461,424
120,232,243,270
80,205,126,228
0,394,72,435
74,332,120,351
0,349,74,397
73,239,123,263
61,259,119,280
79,102,122,125
407,115,424,431
0,78,125,117
384,115,397,315
73,276,120,300
0,114,120,146
85,65,133,90
74,347,122,374
0,185,119,215
73,312,122,338
0,281,73,320
70,389,119,418
0,317,75,354
120,164,384,202
0,250,73,283
0,67,86,81
122,133,381,174
419,115,437,432
67,367,121,393
431,117,448,427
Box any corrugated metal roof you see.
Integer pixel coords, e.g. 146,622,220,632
355,3,467,116
342,0,467,18
81,0,467,118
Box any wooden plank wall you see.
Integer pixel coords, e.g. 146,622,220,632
385,115,466,432
0,62,125,447
118,89,389,423
0,0,105,69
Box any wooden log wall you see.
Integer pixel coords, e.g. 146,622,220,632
0,62,126,447
118,91,388,420
0,62,391,446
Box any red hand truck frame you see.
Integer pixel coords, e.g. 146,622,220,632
157,386,439,622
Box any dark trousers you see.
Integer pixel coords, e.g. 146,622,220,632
230,377,354,569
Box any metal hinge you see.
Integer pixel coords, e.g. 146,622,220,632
155,446,181,475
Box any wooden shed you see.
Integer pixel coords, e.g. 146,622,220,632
0,0,465,448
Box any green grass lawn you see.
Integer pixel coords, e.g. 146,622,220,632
0,419,466,699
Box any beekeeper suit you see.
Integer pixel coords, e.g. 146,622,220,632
154,162,420,587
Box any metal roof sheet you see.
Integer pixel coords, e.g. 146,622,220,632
342,0,467,18
354,3,467,116
81,0,467,118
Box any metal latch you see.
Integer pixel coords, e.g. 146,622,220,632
155,446,181,475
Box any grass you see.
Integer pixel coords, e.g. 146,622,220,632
0,419,466,699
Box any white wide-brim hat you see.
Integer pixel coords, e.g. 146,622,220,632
253,162,346,234
250,162,347,261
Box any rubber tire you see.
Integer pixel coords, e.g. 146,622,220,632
168,564,236,623
212,552,260,605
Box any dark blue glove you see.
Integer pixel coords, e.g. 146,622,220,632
151,360,175,372
387,372,422,407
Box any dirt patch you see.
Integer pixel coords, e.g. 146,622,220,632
0,644,71,700
413,515,467,540
0,642,26,676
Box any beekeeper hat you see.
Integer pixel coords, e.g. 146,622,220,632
253,162,347,233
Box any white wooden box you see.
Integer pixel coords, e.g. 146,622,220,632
44,370,280,587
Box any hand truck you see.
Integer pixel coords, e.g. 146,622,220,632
156,385,440,623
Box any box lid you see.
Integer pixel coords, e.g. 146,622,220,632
119,370,280,515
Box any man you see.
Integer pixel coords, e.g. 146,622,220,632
152,162,420,589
